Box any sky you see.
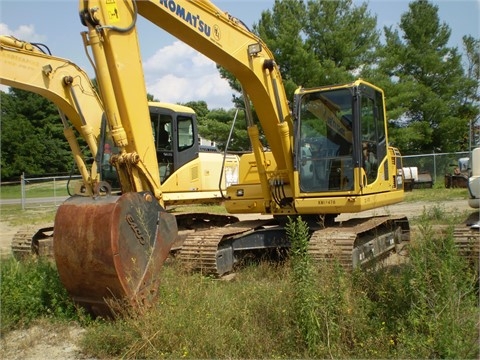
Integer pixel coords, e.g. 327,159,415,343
1,0,479,109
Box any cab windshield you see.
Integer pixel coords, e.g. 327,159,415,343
298,89,354,192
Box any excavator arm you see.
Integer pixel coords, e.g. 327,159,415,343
0,35,103,195
1,32,178,316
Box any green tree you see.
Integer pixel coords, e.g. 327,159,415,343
219,0,379,103
199,108,250,152
461,35,480,149
303,0,380,85
252,0,314,97
252,0,380,98
218,0,379,151
182,100,209,118
0,88,73,180
378,0,474,154
180,101,249,152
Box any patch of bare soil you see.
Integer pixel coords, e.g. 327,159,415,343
0,321,89,360
0,221,21,259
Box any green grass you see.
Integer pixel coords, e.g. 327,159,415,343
81,262,303,359
0,204,57,226
0,180,73,200
404,186,469,203
0,257,91,333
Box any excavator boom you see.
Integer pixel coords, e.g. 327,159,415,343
0,35,103,194
134,0,296,212
136,0,293,171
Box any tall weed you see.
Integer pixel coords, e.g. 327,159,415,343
81,262,304,359
286,217,374,358
396,224,479,358
286,216,320,355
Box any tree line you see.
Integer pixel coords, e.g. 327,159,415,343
1,0,479,180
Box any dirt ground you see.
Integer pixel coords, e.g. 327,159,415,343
0,323,89,360
0,199,476,359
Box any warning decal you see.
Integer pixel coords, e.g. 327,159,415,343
105,0,120,23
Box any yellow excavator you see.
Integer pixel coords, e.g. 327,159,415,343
0,35,239,259
45,0,409,316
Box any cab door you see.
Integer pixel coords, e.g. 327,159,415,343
357,84,388,188
149,106,199,183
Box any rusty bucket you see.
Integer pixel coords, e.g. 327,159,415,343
53,192,177,317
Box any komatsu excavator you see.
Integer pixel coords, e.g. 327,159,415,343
45,0,410,315
0,35,239,260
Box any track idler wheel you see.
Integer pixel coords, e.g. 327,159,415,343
53,192,177,317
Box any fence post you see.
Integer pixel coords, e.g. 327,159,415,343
53,176,57,206
433,150,437,184
21,172,26,210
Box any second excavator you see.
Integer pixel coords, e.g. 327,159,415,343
45,0,410,315
1,35,240,260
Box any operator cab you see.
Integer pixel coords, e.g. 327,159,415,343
100,102,200,188
149,102,200,183
295,81,388,194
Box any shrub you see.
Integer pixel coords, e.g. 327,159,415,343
0,257,86,332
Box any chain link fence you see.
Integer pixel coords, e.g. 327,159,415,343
20,173,81,210
402,151,471,187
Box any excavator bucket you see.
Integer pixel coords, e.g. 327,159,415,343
53,192,177,317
